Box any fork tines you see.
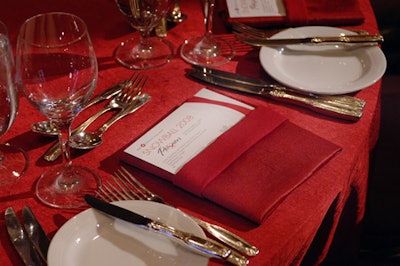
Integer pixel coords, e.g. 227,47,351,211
96,167,156,203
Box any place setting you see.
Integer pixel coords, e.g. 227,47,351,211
0,0,389,265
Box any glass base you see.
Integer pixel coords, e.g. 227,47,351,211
0,143,29,185
36,164,102,209
114,36,174,70
180,35,235,66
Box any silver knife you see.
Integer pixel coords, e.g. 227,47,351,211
22,206,51,264
191,65,366,108
238,34,384,47
5,207,44,266
188,68,363,121
84,195,249,266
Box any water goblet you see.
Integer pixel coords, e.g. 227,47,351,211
180,0,235,66
114,0,174,69
0,20,29,185
16,12,101,208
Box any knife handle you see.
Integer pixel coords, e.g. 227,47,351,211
149,221,249,266
265,89,363,121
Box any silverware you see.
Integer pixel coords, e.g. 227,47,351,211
69,93,151,149
5,207,44,266
22,206,51,264
44,93,150,161
43,73,147,161
31,78,126,136
97,167,259,257
84,195,249,266
231,22,382,46
191,65,366,108
188,67,364,121
237,33,384,47
231,22,369,39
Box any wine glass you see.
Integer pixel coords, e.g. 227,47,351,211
16,12,101,208
0,20,29,185
180,0,235,66
114,0,174,69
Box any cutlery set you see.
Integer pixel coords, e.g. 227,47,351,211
91,166,258,265
188,65,366,121
5,207,49,266
32,74,151,162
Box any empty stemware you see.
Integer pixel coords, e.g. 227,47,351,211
16,12,101,208
0,20,29,185
114,0,174,69
180,0,235,66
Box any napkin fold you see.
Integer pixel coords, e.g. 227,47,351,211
121,91,341,224
219,0,364,27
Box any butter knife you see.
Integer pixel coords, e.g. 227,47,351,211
22,206,51,264
5,207,44,266
238,34,384,47
84,195,249,266
188,68,363,121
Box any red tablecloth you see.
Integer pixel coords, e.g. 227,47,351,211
0,0,383,265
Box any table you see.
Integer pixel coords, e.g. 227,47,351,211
0,0,383,265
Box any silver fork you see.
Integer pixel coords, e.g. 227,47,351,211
232,22,370,39
97,166,260,257
43,73,147,161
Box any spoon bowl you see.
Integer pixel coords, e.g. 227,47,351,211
70,131,103,149
31,121,59,136
69,93,151,150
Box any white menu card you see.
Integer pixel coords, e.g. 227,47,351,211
124,89,254,174
226,0,286,18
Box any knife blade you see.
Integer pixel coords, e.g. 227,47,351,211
238,34,384,47
5,207,44,266
84,195,249,266
188,68,363,121
22,206,51,264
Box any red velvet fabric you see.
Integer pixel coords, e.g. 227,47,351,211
221,0,364,27
0,0,382,265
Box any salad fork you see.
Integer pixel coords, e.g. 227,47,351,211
96,166,260,257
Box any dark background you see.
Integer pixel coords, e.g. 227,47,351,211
360,0,400,263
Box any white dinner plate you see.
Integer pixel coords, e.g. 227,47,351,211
259,26,387,95
48,200,209,266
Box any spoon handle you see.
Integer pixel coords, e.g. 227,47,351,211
43,105,115,162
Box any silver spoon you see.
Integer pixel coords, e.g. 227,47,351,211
31,81,125,136
69,93,151,150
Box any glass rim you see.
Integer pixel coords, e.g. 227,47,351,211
18,12,90,48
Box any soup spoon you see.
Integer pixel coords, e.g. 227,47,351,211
69,93,151,150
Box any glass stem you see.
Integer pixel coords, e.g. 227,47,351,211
204,0,215,36
56,121,73,167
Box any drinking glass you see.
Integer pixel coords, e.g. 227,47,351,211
180,0,235,66
16,13,101,208
114,0,174,69
0,21,29,185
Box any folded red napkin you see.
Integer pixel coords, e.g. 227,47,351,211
219,0,364,27
121,92,340,224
